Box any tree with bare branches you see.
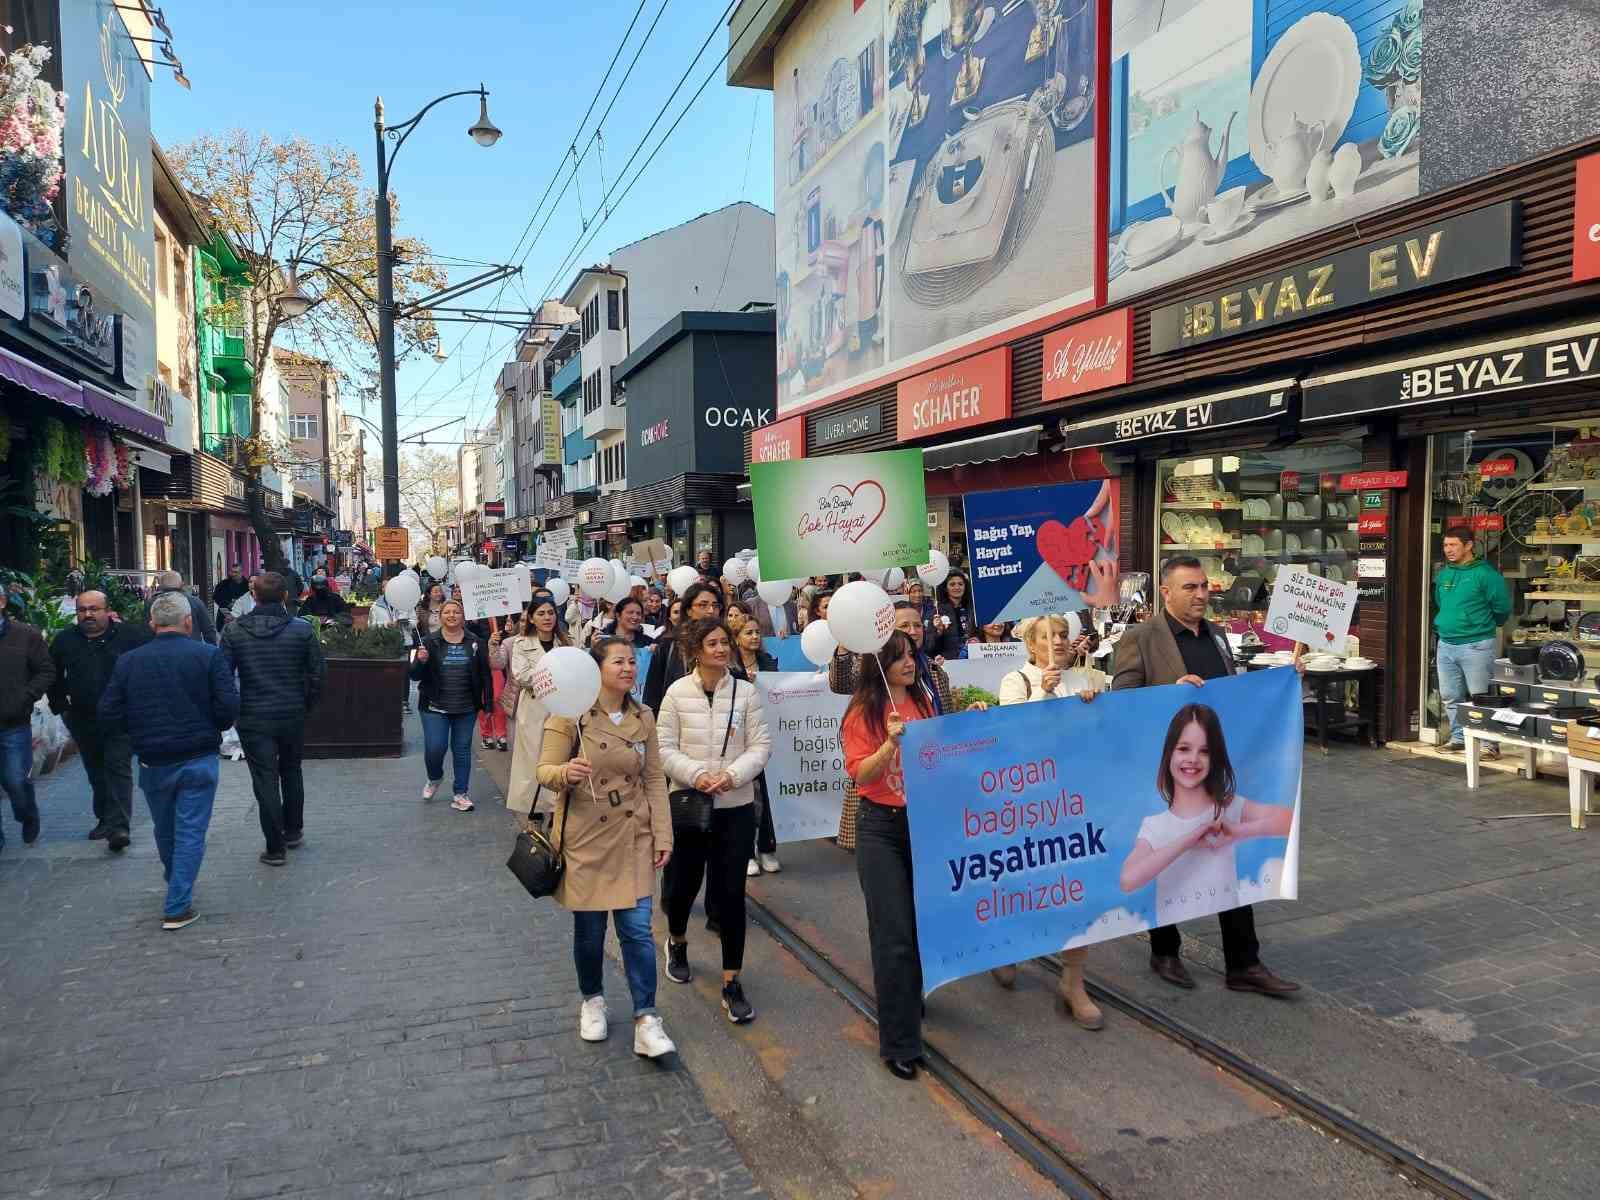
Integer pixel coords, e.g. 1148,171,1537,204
168,132,446,570
398,448,460,558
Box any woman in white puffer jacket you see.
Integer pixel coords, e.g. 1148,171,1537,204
656,616,772,1025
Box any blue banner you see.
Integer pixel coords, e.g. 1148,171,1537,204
962,481,1120,625
901,668,1302,994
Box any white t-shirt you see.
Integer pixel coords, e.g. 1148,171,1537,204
1136,794,1246,923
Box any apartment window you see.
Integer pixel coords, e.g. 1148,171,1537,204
289,413,318,440
607,289,621,331
154,227,170,298
582,369,603,416
582,294,603,343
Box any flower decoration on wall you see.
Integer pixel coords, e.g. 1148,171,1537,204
111,438,136,491
0,42,66,248
1365,0,1423,159
85,427,116,497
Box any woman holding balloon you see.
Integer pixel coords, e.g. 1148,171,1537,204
505,590,572,820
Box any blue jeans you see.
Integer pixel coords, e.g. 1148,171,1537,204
1437,635,1497,746
420,709,477,794
139,755,220,917
0,724,38,851
573,896,657,1017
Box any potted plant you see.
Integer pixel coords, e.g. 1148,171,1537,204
301,618,411,758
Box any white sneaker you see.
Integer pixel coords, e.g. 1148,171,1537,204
746,858,761,877
579,996,608,1042
758,853,781,874
633,1014,676,1059
421,780,440,800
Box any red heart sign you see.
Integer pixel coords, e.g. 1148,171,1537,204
1037,519,1082,584
824,479,887,543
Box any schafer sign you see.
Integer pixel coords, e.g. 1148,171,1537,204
751,415,804,463
896,346,1010,442
1042,308,1132,403
1150,202,1521,354
1303,319,1600,422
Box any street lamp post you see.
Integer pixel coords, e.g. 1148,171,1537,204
372,87,502,536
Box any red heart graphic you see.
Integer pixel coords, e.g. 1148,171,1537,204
825,479,887,543
1037,519,1082,584
1324,630,1336,643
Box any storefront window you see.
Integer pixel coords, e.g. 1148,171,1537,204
1156,444,1365,640
1420,427,1600,740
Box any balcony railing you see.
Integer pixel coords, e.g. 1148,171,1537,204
202,433,245,466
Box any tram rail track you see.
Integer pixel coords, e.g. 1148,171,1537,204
746,894,1498,1200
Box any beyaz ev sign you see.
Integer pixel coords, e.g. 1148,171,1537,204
1150,202,1521,354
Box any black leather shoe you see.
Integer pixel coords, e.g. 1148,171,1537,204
285,836,303,849
259,850,287,866
107,831,130,853
1150,954,1196,989
1225,963,1301,996
88,824,107,840
21,814,39,844
885,1058,919,1081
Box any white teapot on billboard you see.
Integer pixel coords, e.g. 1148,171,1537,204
1160,110,1235,226
1264,111,1327,196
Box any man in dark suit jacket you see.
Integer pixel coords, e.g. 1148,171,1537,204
1112,555,1300,998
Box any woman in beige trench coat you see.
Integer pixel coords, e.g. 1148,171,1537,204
505,594,569,817
536,635,676,1059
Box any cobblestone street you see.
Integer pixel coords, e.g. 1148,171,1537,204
0,733,761,1200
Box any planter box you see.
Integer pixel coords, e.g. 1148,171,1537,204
303,655,409,758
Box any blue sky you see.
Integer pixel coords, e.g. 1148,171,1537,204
153,0,773,443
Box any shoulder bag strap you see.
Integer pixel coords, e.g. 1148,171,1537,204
553,716,579,852
719,678,737,757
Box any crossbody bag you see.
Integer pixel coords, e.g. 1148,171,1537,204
504,718,580,898
669,679,737,834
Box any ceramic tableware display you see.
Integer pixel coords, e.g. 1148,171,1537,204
1263,112,1327,197
1306,148,1333,202
1160,110,1237,229
1329,142,1362,199
1248,12,1361,178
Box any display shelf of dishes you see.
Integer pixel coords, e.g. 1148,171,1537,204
1160,501,1243,511
1251,648,1376,672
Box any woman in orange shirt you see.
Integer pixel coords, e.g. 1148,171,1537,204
840,630,933,1081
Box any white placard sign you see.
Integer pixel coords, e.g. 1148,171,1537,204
534,547,572,571
1357,558,1387,579
966,642,1030,662
754,671,851,843
1264,566,1358,651
460,568,525,620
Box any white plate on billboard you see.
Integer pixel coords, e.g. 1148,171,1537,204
1248,13,1361,175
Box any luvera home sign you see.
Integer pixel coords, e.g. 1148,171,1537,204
1150,202,1522,354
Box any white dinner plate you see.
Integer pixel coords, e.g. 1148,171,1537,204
1286,532,1302,551
1161,512,1185,539
1248,12,1362,176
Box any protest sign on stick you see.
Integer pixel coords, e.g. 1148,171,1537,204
460,568,525,620
750,449,928,579
1264,566,1358,651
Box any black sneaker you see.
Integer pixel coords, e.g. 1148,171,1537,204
721,979,755,1024
88,824,108,840
663,938,691,985
259,850,287,866
481,736,494,750
285,836,303,849
161,908,199,931
21,814,39,844
107,830,130,853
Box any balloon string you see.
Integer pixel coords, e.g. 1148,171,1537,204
575,724,602,805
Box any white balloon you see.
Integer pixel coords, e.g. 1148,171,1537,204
828,580,895,653
916,549,950,589
667,565,701,595
425,555,447,579
756,578,793,606
528,646,601,718
455,561,482,586
800,619,838,667
723,557,748,586
384,574,420,612
1065,611,1082,644
604,565,632,603
545,577,571,607
578,557,613,599
747,556,762,584
883,567,906,592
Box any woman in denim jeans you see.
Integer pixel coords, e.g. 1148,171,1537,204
411,600,493,811
536,637,676,1059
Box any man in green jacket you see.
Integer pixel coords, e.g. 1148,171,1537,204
1435,530,1511,754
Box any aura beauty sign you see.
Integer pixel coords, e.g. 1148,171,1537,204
749,448,929,580
962,482,1121,625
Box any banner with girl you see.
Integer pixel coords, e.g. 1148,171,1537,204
899,668,1302,993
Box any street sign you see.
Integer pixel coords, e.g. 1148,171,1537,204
374,526,408,560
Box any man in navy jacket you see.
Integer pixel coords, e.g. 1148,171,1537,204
99,593,239,930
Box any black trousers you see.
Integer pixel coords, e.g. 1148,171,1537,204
856,800,922,1062
663,803,754,972
752,774,777,856
65,716,133,834
1149,904,1261,973
239,726,306,853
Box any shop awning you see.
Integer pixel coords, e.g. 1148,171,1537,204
0,347,166,442
1059,378,1296,449
921,425,1041,471
1301,319,1600,422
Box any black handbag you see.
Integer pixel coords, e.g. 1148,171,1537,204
669,678,738,835
505,724,579,899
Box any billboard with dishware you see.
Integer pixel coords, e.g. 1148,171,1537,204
1105,0,1422,303
773,0,1100,417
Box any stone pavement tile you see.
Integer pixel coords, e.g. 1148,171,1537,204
1170,745,1600,1103
0,727,762,1200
